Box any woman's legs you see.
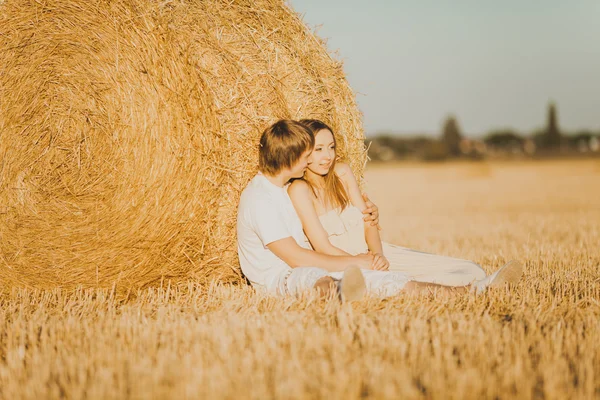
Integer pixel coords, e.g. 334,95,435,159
278,261,521,299
360,269,469,298
383,243,487,286
388,259,524,297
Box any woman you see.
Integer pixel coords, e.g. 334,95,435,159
288,119,522,296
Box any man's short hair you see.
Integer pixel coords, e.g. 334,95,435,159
259,119,314,176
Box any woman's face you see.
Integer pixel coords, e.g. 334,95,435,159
307,129,335,176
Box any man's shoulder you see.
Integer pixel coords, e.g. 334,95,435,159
241,175,274,200
239,175,280,216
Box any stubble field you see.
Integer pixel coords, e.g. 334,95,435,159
1,160,599,399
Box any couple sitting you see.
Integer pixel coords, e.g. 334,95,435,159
237,119,523,300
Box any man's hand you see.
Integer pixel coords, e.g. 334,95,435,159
362,193,381,229
371,253,390,271
352,253,375,270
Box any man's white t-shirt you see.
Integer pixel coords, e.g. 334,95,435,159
237,173,311,292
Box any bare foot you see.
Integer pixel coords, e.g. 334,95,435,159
487,260,524,288
472,260,524,293
313,276,336,299
339,266,367,302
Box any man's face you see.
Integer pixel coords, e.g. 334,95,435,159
289,149,312,179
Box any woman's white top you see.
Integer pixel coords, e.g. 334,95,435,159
314,205,369,255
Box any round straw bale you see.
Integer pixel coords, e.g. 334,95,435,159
0,0,367,290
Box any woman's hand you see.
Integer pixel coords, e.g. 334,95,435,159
371,253,390,271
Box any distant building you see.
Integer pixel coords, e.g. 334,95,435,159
543,102,562,149
441,116,462,157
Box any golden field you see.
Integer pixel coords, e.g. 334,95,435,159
1,160,599,400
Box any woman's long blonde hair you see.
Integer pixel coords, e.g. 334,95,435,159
299,119,350,211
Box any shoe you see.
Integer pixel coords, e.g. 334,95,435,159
339,266,366,302
473,260,524,294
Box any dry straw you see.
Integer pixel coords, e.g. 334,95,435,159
0,0,367,289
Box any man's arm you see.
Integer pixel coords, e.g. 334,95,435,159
267,237,373,272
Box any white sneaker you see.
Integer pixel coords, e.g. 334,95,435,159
339,266,366,302
472,260,524,294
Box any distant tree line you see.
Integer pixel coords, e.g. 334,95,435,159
367,103,600,162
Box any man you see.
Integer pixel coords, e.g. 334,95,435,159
236,119,376,300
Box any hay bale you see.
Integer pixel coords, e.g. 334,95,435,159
0,0,366,289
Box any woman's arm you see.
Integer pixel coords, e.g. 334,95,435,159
288,180,351,256
335,163,384,256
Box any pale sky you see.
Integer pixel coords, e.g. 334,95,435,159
289,0,600,136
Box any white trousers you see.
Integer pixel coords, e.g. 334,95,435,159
384,243,487,286
270,267,410,298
